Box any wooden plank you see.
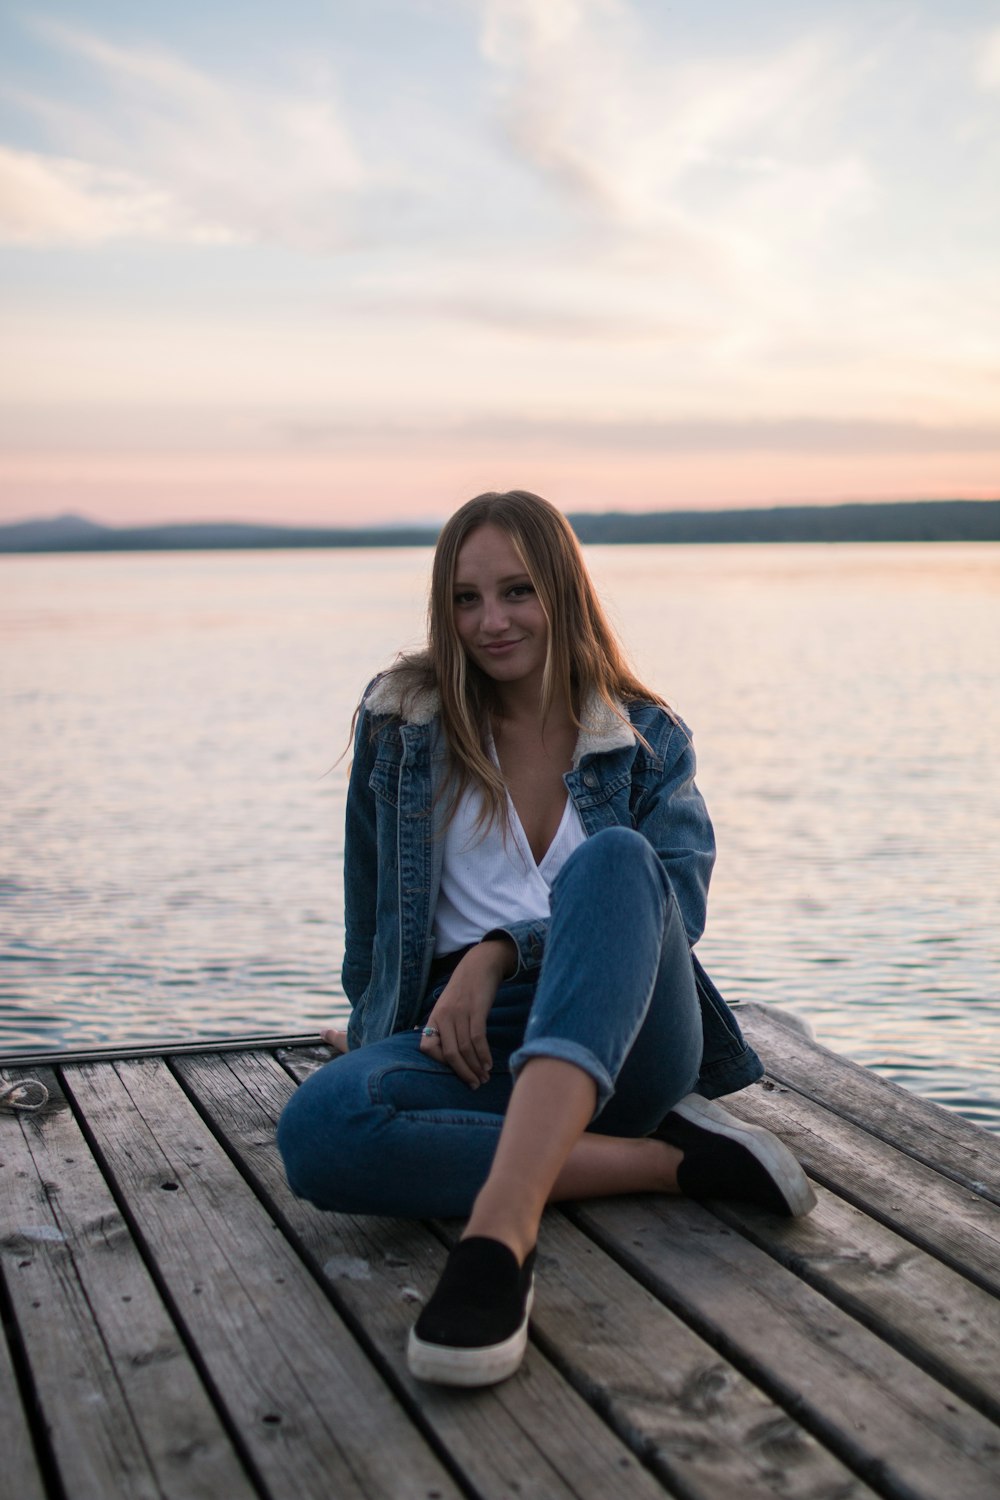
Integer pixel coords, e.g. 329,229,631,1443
275,1043,335,1084
738,1004,1000,1203
509,1212,879,1500
0,1311,47,1500
63,1057,460,1500
709,1181,1000,1426
575,1195,1000,1500
2,1065,255,1500
178,1048,671,1500
721,1079,1000,1297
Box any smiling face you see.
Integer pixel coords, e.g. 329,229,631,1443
452,523,550,696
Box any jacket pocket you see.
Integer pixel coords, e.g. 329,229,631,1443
369,750,401,805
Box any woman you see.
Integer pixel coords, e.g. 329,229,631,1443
277,490,814,1388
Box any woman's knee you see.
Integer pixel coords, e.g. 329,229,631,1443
582,824,646,854
275,1070,332,1203
557,825,667,896
276,1058,381,1213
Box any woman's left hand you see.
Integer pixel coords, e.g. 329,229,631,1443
419,938,516,1087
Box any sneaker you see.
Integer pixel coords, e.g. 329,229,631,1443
656,1093,817,1217
407,1237,536,1387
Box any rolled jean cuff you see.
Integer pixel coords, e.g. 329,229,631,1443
508,1037,616,1116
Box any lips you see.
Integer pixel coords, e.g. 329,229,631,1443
481,639,523,654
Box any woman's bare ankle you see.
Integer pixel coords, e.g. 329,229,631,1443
653,1136,684,1194
462,1189,541,1266
459,1223,535,1266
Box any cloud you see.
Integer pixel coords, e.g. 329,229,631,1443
2,19,366,249
0,145,235,245
976,28,1000,89
476,0,874,255
480,0,641,211
473,0,881,298
355,285,700,342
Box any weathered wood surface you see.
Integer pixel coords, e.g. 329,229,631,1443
63,1057,460,1500
2,1002,1000,1500
722,1079,1000,1296
0,1260,48,1500
708,1182,1000,1424
2,1066,255,1500
575,1195,1000,1500
738,1006,1000,1203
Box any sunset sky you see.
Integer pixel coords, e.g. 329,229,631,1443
2,0,998,526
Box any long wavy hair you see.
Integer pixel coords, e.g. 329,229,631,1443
380,490,669,828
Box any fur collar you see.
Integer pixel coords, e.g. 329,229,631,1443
364,674,635,768
364,672,439,725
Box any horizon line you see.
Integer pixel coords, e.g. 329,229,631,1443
4,493,1000,533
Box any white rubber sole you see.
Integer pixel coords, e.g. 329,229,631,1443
407,1282,535,1387
673,1093,817,1217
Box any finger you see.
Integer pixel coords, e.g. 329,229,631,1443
455,1018,492,1087
420,1007,486,1088
468,1027,493,1080
418,1028,450,1066
430,986,493,1081
432,1023,482,1089
320,1027,349,1053
456,1022,491,1084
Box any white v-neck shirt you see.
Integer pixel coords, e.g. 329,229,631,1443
433,778,587,955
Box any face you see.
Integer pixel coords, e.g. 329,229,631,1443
452,524,549,693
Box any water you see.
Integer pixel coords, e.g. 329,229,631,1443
2,543,998,1131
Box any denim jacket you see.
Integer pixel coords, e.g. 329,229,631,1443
341,675,763,1099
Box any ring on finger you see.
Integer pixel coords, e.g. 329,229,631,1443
422,1025,440,1038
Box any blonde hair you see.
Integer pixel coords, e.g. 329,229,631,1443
381,490,668,828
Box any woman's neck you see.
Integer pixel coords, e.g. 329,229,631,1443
492,677,572,727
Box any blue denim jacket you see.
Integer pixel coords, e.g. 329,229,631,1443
341,676,763,1099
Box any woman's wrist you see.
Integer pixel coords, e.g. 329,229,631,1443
477,934,518,979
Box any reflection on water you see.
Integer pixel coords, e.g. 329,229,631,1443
2,543,998,1132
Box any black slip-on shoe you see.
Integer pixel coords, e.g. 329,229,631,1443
407,1236,536,1387
656,1093,817,1217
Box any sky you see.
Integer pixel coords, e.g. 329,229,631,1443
1,0,999,527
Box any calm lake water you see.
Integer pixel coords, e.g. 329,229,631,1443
2,543,998,1131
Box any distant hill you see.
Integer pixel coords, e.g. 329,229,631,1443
0,513,109,549
1,499,998,553
0,517,441,552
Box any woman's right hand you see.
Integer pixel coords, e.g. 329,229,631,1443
419,938,516,1088
320,1026,349,1054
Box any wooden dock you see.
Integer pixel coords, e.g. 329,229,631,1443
3,1003,1000,1500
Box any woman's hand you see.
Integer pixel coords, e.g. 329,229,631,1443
320,1026,349,1054
419,938,516,1087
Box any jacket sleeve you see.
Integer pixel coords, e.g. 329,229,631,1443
629,722,716,947
486,720,715,975
340,706,380,1007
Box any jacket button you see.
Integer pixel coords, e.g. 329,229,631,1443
582,769,598,788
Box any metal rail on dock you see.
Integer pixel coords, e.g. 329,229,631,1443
0,1031,329,1070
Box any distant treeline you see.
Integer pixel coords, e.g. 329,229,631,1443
573,499,1000,544
2,499,998,553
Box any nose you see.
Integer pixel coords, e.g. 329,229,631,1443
481,594,511,634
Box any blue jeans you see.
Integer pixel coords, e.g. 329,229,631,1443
277,827,704,1218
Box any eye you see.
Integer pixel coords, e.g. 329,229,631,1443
508,583,535,599
454,590,478,607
